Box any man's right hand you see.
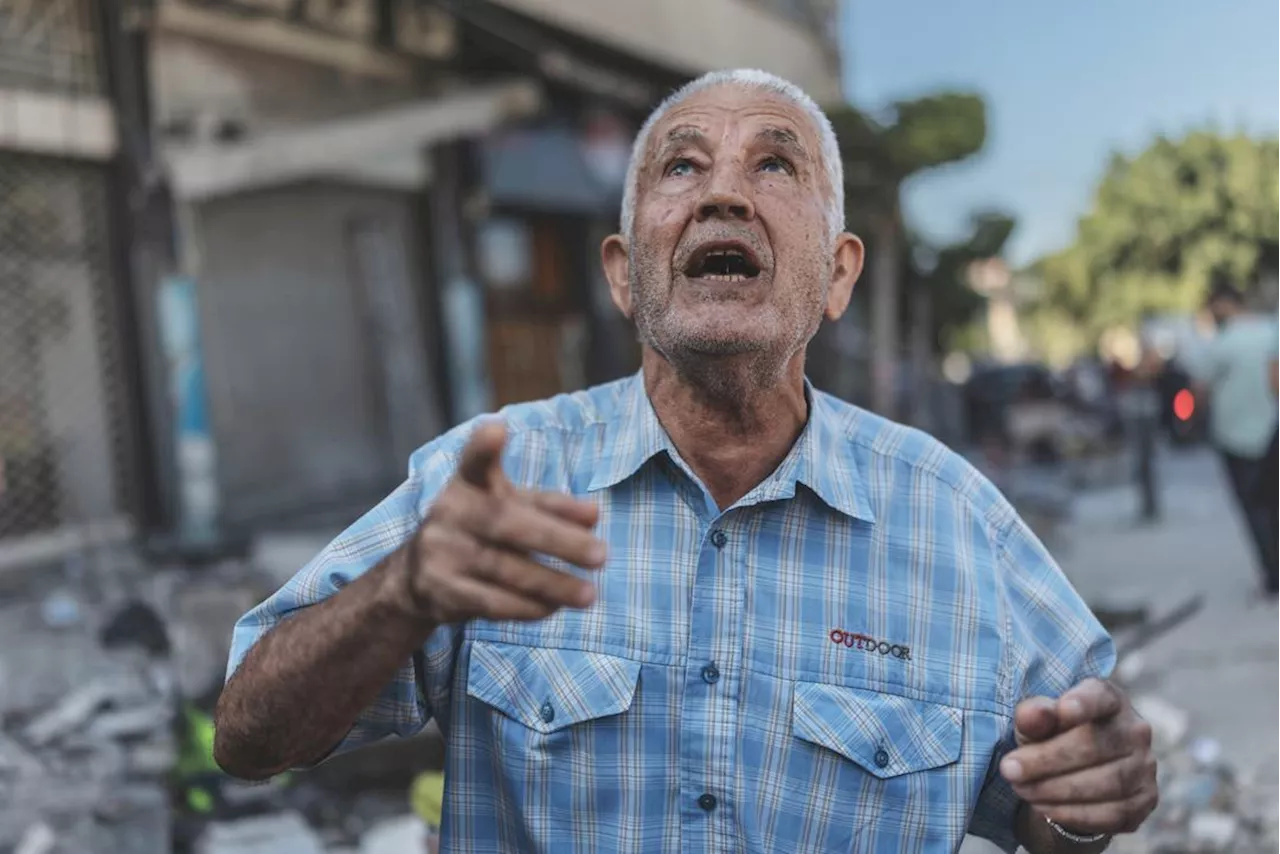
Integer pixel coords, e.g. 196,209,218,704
389,419,607,624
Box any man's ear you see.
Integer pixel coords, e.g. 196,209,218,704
824,233,865,321
602,234,633,318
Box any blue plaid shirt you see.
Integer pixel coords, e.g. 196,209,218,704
228,373,1114,854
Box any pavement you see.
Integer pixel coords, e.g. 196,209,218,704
964,443,1278,853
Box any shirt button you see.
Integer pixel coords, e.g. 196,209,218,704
697,793,717,812
710,530,728,548
701,663,720,684
874,748,890,768
540,701,555,723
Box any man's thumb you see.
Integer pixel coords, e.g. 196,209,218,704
1013,696,1060,746
458,420,508,490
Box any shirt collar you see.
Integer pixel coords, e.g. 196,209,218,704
588,372,875,523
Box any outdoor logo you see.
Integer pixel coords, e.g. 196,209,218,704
829,629,912,661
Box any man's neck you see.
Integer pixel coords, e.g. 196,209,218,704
642,350,809,510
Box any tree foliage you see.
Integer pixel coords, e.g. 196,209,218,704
1032,131,1279,343
828,93,988,213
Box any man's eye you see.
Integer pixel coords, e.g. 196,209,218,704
667,159,697,177
759,157,793,174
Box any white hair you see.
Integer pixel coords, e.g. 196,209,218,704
619,68,845,243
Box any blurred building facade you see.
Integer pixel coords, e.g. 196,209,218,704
0,0,844,555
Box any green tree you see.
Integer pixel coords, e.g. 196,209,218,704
826,93,987,417
1032,131,1279,348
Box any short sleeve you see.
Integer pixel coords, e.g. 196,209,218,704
967,515,1116,852
225,436,467,759
1184,335,1223,386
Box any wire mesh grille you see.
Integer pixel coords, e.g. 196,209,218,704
0,0,104,97
0,152,128,541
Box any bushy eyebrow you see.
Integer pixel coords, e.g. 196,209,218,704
755,126,811,163
652,125,708,163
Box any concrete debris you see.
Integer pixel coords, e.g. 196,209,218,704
1187,812,1239,850
0,731,44,776
196,811,326,854
22,675,148,747
1115,650,1147,685
13,822,56,854
126,736,179,776
86,702,173,741
0,543,256,851
359,816,428,854
1110,729,1278,854
1130,694,1191,753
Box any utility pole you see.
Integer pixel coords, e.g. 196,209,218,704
99,0,177,541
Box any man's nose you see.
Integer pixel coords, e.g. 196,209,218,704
695,166,755,222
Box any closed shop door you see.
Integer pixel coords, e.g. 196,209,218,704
195,183,442,527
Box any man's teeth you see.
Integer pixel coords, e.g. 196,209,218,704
700,273,749,282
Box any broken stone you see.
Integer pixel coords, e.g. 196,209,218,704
196,811,325,854
0,732,44,777
1114,650,1146,685
23,675,147,746
360,816,428,854
13,822,55,854
86,702,172,741
1130,694,1190,753
127,737,179,776
1187,811,1239,851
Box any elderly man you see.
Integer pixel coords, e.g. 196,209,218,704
215,70,1156,853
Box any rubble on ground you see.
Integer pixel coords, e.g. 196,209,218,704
1103,599,1278,854
1109,726,1278,854
0,543,442,853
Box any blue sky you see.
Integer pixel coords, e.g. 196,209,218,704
841,0,1279,265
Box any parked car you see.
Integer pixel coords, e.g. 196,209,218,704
963,363,1069,463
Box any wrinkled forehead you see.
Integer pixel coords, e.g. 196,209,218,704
642,85,823,166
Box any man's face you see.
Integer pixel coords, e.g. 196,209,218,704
1208,296,1238,327
603,85,861,373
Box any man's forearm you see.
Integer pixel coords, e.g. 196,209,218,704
1016,802,1111,854
213,548,434,780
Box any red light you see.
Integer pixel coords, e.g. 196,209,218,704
1174,389,1196,422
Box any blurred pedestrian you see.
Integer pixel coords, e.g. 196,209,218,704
1130,347,1163,523
1190,277,1279,594
213,70,1156,853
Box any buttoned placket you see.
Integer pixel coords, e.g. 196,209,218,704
678,503,746,854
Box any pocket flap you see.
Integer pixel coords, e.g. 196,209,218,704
466,641,641,734
792,682,962,779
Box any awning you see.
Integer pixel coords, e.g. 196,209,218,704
166,79,542,201
482,126,620,215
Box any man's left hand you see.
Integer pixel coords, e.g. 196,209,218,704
1001,678,1158,835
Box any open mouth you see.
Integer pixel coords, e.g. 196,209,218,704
683,241,763,282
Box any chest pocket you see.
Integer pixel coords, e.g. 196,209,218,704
466,640,641,734
789,681,964,827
